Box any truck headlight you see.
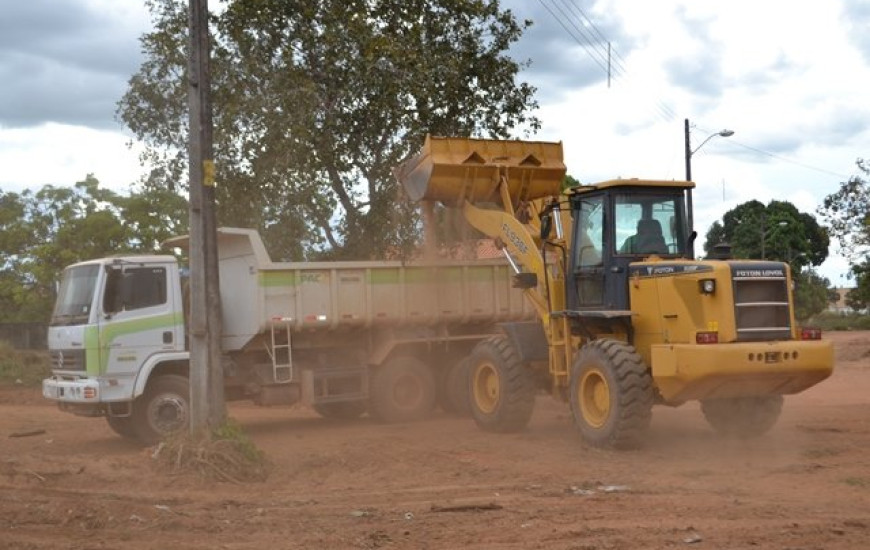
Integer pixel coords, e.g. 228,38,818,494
699,279,716,295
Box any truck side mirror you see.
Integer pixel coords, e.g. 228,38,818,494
103,265,123,315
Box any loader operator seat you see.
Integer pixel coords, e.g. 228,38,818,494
621,219,668,255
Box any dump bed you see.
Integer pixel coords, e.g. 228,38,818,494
210,229,534,350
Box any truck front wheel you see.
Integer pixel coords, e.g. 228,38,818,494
570,339,654,449
132,374,190,446
701,395,783,438
105,415,138,440
468,336,535,433
369,356,436,423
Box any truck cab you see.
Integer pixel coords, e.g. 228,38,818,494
45,256,186,433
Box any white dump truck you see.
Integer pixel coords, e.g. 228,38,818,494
44,228,533,444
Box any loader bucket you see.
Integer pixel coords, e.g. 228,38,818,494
395,135,566,205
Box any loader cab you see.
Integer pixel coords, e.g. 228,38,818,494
568,180,694,311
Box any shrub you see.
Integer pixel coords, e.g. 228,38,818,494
0,341,51,385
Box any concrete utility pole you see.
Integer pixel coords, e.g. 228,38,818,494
187,0,225,435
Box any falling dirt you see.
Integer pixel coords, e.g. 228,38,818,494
2,332,869,549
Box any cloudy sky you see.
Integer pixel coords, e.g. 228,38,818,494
1,0,867,283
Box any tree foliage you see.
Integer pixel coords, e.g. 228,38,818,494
118,0,540,261
0,176,188,322
819,157,870,310
703,199,831,320
703,199,829,272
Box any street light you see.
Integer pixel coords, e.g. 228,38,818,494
684,119,734,182
683,118,734,259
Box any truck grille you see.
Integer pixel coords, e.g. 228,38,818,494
50,349,86,372
731,263,792,342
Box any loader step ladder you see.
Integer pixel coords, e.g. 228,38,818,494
268,319,293,383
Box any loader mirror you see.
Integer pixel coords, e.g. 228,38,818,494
540,211,553,240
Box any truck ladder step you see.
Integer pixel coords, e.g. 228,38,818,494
269,322,293,383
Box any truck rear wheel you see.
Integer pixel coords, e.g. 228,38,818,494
105,415,138,440
313,400,367,420
468,336,535,433
369,356,436,423
570,339,653,449
132,374,190,446
701,395,783,438
439,357,471,416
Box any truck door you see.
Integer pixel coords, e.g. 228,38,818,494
99,264,183,380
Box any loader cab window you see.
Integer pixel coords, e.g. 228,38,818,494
103,266,167,314
572,194,606,307
614,192,687,257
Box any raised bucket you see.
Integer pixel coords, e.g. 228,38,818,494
395,135,566,205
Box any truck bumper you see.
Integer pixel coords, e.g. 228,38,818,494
43,376,101,402
650,339,834,404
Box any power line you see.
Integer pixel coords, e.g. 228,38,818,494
537,0,677,123
695,125,851,179
537,0,612,76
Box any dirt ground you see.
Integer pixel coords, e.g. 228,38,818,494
2,332,869,550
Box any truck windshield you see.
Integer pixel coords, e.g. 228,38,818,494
51,264,100,326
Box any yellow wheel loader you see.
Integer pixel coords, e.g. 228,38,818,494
395,135,833,449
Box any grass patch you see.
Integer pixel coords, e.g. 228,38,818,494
809,313,870,331
0,341,52,386
153,419,270,483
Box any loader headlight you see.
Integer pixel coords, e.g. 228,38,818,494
699,279,716,295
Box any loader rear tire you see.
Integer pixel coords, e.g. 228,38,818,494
313,400,367,420
132,374,190,446
570,339,653,449
468,336,535,433
369,356,436,423
701,395,783,438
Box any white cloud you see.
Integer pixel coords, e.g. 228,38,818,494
0,124,142,192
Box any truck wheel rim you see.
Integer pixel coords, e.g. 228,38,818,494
472,363,499,414
579,368,609,428
149,395,188,434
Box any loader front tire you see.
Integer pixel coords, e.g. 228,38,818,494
132,374,190,446
468,336,535,433
369,356,436,423
570,339,653,449
701,395,783,438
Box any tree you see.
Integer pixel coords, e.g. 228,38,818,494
819,157,870,310
118,0,540,261
793,271,833,321
0,176,188,322
703,200,829,272
845,262,870,312
704,199,831,320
